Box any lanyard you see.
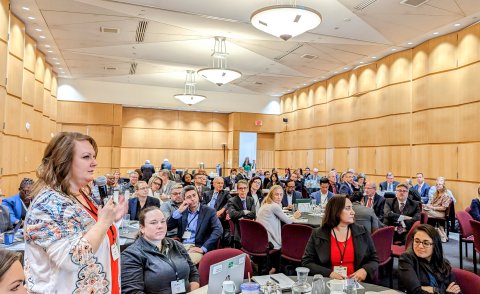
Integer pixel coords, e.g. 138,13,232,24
332,226,350,265
80,193,116,244
187,212,199,231
157,250,181,281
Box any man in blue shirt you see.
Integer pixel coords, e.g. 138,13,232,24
2,178,34,226
167,185,223,264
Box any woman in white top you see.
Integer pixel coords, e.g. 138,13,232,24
256,185,301,273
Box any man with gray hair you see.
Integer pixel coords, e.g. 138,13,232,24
364,182,385,222
379,172,399,192
121,171,139,194
140,159,155,183
160,183,184,237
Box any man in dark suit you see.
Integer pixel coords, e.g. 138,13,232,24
310,177,334,206
282,179,302,209
224,168,237,190
379,172,400,192
203,177,231,244
193,173,210,201
327,170,340,194
384,183,421,243
413,172,430,204
167,185,223,265
227,180,256,244
290,173,304,193
364,181,385,223
235,167,248,182
338,171,355,196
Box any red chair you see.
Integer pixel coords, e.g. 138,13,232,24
465,206,472,214
456,210,475,269
371,226,395,288
198,248,253,286
420,211,428,224
391,221,420,258
281,224,313,264
239,219,279,274
228,219,236,248
469,220,480,274
452,268,480,294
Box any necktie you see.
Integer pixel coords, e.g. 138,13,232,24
418,185,422,194
400,202,405,213
332,184,337,194
242,199,247,210
388,183,391,191
366,197,373,208
209,192,218,208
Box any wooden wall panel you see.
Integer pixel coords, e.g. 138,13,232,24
296,88,310,109
457,102,480,142
428,33,457,73
375,146,411,177
256,150,274,170
325,148,349,172
427,71,459,109
1,135,19,175
0,0,8,42
388,49,412,84
257,133,274,150
355,63,377,94
51,76,57,97
457,23,480,66
296,107,313,129
22,69,34,105
376,62,389,89
0,40,6,87
457,62,480,104
312,104,328,127
312,82,327,105
8,14,24,60
31,110,42,141
57,101,115,125
122,107,178,129
33,80,43,111
34,51,45,82
0,87,4,130
20,103,34,139
357,147,376,175
24,35,36,72
6,54,23,97
42,89,50,118
178,111,215,131
327,73,350,100
411,145,458,180
412,42,429,79
43,67,51,91
458,143,480,182
4,95,20,135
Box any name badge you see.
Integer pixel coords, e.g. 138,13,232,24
333,266,348,278
171,279,186,293
182,230,192,239
111,244,120,261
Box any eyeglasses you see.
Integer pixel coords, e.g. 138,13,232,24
237,187,248,190
138,186,149,191
253,181,262,185
413,239,433,248
396,189,408,193
152,181,162,186
171,192,181,196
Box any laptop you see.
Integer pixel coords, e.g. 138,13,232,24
207,253,246,294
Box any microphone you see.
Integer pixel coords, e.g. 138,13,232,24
95,176,109,203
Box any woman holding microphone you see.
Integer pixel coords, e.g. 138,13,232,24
24,132,127,293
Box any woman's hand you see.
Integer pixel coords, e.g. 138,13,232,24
348,268,367,282
97,198,116,229
446,282,461,294
189,282,200,291
292,211,302,219
420,286,435,293
114,195,128,222
329,272,345,280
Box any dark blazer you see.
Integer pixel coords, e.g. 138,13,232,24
379,181,400,192
203,190,231,213
398,251,459,294
248,190,264,208
167,204,223,252
338,183,354,195
413,183,431,204
128,196,160,221
470,198,480,221
408,188,422,203
281,190,302,207
194,185,210,201
310,191,334,205
383,198,420,229
223,176,236,190
227,196,256,241
301,223,379,281
364,193,386,223
328,182,340,194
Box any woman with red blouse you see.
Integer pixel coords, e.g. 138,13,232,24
302,195,379,282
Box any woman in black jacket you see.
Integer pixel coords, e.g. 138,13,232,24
301,195,378,282
121,206,200,293
399,224,461,294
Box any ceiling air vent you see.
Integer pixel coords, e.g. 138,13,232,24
400,0,430,7
135,20,149,43
129,62,137,75
100,27,119,33
301,54,318,60
354,0,378,11
103,66,117,71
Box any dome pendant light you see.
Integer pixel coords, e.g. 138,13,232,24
174,70,206,106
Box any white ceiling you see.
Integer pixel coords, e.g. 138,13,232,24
10,0,480,113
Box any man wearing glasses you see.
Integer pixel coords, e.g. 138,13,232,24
363,182,385,222
384,183,421,243
161,184,185,237
2,178,34,226
282,179,302,209
227,180,256,245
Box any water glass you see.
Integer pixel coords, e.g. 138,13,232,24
345,279,357,294
312,274,325,294
122,214,131,234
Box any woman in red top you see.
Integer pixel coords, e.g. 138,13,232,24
302,195,379,282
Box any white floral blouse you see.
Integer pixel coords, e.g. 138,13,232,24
24,188,119,293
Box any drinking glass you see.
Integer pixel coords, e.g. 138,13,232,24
345,279,357,294
312,274,325,294
122,214,131,234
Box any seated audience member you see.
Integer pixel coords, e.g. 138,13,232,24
159,169,176,199
303,167,311,180
167,186,222,265
113,170,122,185
414,172,430,204
140,160,155,183
257,185,301,273
328,170,340,194
356,173,366,195
0,204,11,233
469,185,480,221
182,172,193,187
349,191,380,233
227,180,256,244
0,249,25,293
290,172,304,193
161,158,172,171
302,195,379,281
262,170,271,189
170,166,182,183
379,172,400,192
128,181,161,221
224,168,237,190
121,207,199,293
266,173,283,189
122,171,140,194
405,179,422,203
204,177,230,218
398,224,461,294
364,182,385,223
193,173,210,201
338,171,355,196
148,175,165,201
308,168,321,183
281,168,291,182
2,178,34,225
428,177,457,204
282,179,302,209
424,182,452,242
384,183,421,243
106,173,119,190
160,184,184,237
248,176,264,213
236,167,248,182
310,177,334,207
135,169,144,181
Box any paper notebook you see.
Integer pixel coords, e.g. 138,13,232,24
252,273,295,290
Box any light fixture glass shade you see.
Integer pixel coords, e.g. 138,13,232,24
251,5,322,41
198,36,242,86
174,70,206,106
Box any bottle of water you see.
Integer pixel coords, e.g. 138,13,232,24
292,267,312,294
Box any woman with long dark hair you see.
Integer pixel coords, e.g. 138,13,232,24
248,176,264,214
266,173,283,189
399,224,461,294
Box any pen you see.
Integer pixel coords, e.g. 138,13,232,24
270,276,280,284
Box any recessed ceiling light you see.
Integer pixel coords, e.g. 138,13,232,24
407,42,413,45
359,61,364,64
47,50,53,53
57,67,63,70
303,83,307,86
372,56,377,59
343,67,348,70
52,57,57,60
22,7,30,11
55,62,60,65
45,45,50,48
313,79,317,82
39,35,46,39
433,32,439,35
35,28,42,32
334,71,338,74
391,48,397,51
454,23,461,27
321,76,325,79
28,16,35,20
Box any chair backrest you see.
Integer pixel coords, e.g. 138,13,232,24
446,200,454,218
371,226,394,263
405,221,421,249
420,211,428,224
198,248,253,286
281,224,313,260
239,219,270,254
452,268,480,294
228,219,235,235
456,210,474,237
469,220,480,251
465,206,472,213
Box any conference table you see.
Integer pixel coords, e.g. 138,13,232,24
287,211,323,228
190,277,401,294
